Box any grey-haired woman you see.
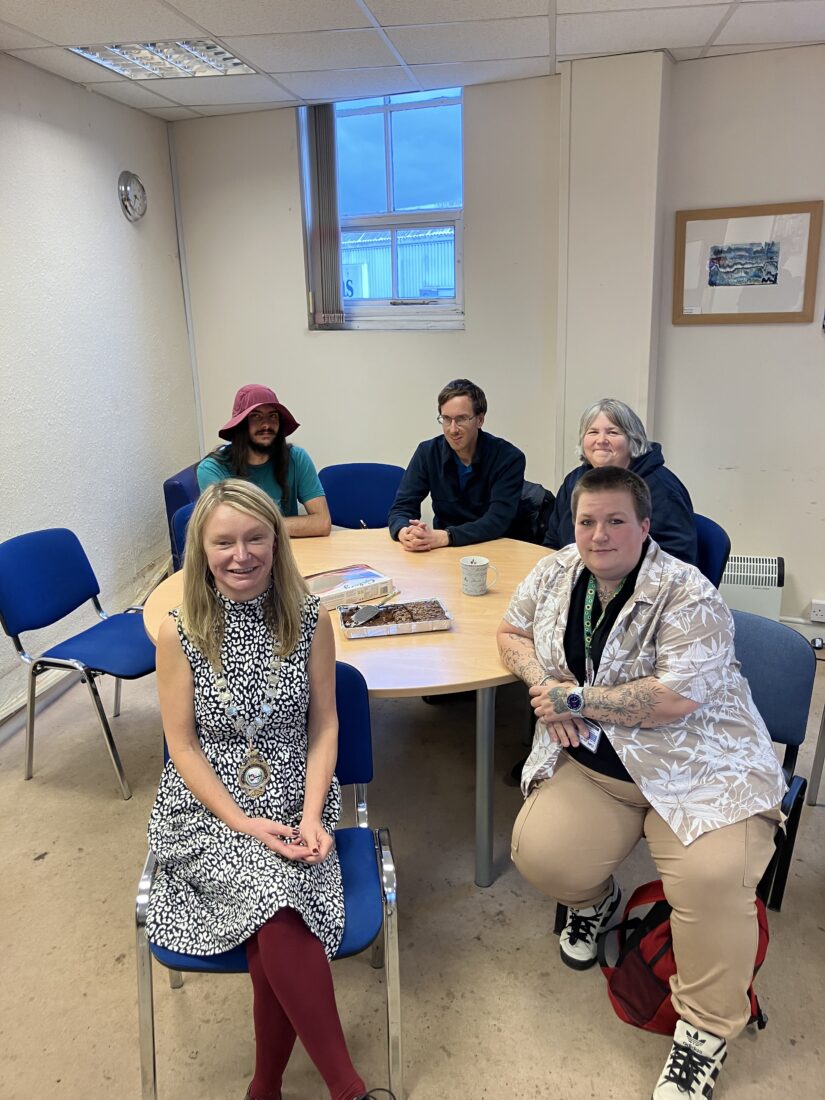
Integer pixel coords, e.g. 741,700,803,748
543,398,697,565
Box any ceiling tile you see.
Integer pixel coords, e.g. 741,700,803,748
369,1,552,24
168,0,370,36
412,57,553,88
147,73,294,106
276,65,416,101
387,17,551,64
0,1,203,46
559,0,726,11
558,8,726,55
8,46,124,82
0,18,50,48
716,1,825,45
145,105,200,120
90,80,173,108
223,29,396,73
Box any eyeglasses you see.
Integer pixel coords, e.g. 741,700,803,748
248,410,280,425
437,414,476,428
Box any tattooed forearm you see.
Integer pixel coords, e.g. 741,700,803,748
584,678,697,728
497,632,552,688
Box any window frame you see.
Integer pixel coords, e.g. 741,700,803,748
334,90,464,331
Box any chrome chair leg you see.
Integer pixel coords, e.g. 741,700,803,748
84,673,132,800
113,676,123,718
385,892,403,1099
807,704,825,806
24,662,38,780
136,866,159,1100
355,782,369,828
378,827,403,1100
168,969,184,990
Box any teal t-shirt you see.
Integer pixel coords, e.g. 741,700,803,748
196,445,325,516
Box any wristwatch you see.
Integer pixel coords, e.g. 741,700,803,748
565,685,586,714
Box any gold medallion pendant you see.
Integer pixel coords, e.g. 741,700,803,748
238,748,272,798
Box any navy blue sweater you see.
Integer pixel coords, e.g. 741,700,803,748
388,430,526,547
542,442,698,565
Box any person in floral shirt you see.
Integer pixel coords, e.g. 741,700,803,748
497,465,785,1100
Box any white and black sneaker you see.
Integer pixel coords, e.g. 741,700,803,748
652,1019,727,1098
559,880,621,970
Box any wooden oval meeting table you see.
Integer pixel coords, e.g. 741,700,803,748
143,528,548,887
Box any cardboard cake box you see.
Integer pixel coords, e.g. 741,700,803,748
338,598,453,640
304,563,394,610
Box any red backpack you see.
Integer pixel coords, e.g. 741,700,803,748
596,880,769,1035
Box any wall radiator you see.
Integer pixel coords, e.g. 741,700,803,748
719,556,784,621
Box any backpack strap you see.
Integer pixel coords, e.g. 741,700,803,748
597,900,673,969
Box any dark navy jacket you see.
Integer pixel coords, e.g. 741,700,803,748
542,442,698,565
388,430,526,547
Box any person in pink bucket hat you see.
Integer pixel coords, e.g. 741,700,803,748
197,384,331,538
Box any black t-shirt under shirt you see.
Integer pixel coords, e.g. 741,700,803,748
562,541,648,781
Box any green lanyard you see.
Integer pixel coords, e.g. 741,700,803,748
583,574,625,685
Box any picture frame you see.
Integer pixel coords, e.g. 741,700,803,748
673,200,822,325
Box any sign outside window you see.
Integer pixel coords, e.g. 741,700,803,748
342,263,369,300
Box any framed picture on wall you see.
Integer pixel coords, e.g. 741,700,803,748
673,200,823,324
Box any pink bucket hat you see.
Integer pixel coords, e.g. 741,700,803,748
218,384,300,440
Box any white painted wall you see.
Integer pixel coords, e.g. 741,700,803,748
657,44,825,619
0,56,197,717
172,77,560,490
556,53,671,477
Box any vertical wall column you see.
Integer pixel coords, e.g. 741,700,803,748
555,52,671,479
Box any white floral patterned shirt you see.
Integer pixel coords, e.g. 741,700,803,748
504,540,786,845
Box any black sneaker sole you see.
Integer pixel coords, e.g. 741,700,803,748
559,946,600,971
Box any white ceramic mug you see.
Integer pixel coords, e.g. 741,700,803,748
460,555,498,596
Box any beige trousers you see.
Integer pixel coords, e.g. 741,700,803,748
512,753,779,1040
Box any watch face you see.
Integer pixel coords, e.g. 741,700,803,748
567,690,584,713
118,170,147,222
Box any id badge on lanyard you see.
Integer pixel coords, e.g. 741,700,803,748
577,718,603,752
580,655,603,752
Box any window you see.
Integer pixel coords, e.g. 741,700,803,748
300,90,464,330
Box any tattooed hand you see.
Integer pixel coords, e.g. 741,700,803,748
528,683,589,747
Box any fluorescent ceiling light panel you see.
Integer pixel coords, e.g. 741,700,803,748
69,40,255,79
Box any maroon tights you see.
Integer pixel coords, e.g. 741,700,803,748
245,908,365,1100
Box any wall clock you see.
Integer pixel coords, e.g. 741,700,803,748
118,170,147,222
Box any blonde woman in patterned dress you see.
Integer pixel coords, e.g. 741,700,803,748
146,479,392,1100
497,466,785,1100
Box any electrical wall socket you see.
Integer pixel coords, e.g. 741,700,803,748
811,600,825,623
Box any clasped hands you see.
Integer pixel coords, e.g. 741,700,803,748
242,815,334,863
528,678,587,749
398,519,449,552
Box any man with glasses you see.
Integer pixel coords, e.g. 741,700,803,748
197,384,331,538
388,379,526,551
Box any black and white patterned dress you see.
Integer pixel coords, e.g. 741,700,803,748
145,589,345,959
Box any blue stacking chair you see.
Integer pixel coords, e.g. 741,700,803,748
170,503,196,572
694,513,731,588
318,463,405,529
163,463,200,567
731,610,814,911
135,661,402,1099
0,528,157,800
